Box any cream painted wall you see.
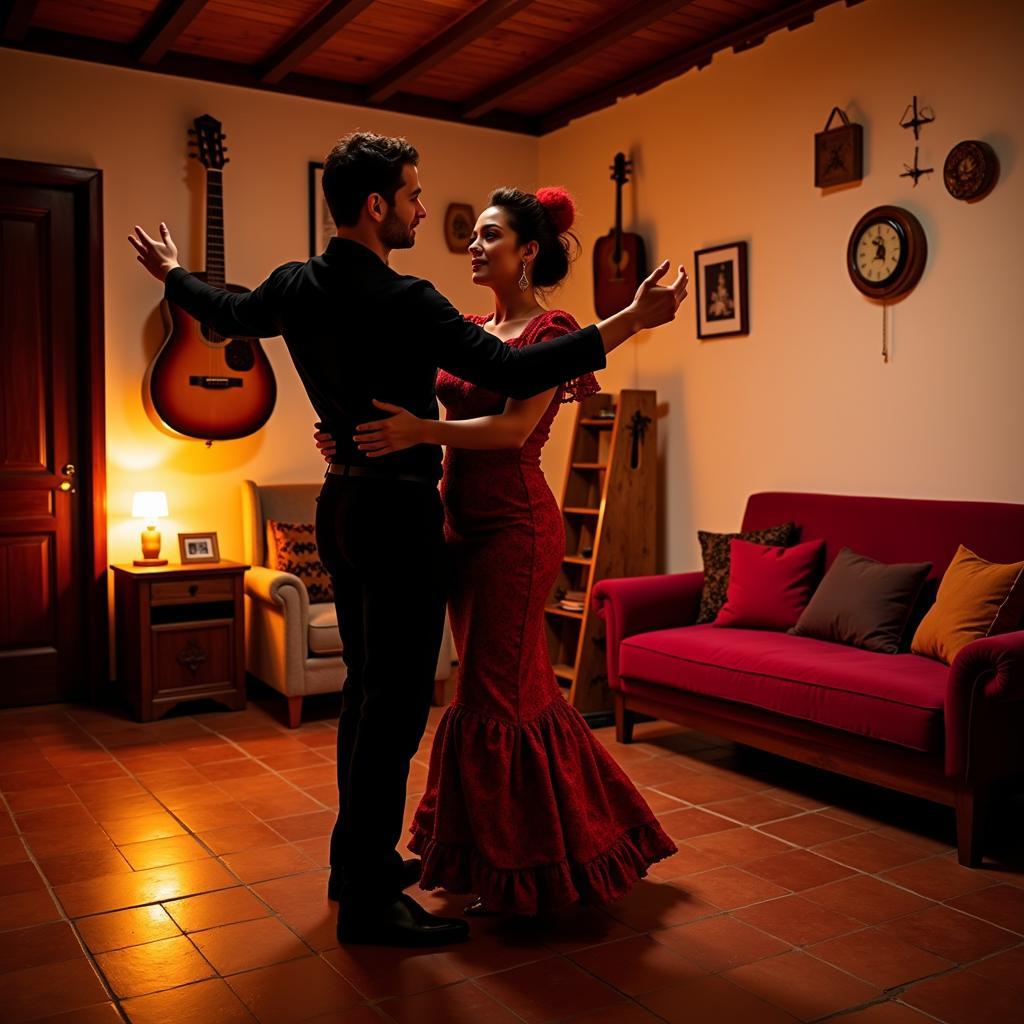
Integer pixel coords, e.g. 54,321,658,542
2,0,1021,589
539,0,1024,574
0,48,537,565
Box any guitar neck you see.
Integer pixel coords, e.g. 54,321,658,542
613,179,624,261
205,169,226,287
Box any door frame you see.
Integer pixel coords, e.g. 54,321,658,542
0,158,108,699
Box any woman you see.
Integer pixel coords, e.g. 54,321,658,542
316,186,676,915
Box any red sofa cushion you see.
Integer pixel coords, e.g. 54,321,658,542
713,538,825,631
618,625,948,752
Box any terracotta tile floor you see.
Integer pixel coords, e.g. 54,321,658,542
1,685,1022,1024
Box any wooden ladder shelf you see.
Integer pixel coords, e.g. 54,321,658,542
546,389,657,718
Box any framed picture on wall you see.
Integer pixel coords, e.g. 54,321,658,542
308,162,335,256
694,241,749,339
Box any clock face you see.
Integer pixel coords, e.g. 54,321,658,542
853,220,904,285
847,206,926,300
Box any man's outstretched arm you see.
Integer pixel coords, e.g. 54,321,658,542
412,260,688,400
128,222,289,338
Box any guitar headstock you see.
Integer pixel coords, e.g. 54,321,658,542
609,152,632,184
188,114,230,170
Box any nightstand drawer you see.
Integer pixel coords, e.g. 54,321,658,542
151,577,235,605
152,623,233,693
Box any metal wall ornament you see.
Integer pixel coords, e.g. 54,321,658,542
815,107,863,188
899,96,935,186
944,140,999,201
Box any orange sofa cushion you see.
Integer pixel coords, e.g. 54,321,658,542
911,545,1024,664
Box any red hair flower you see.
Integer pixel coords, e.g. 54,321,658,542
536,186,576,234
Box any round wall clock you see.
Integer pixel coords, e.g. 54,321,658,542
943,140,998,200
847,206,927,300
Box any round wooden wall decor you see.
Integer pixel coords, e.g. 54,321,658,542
444,204,476,253
847,206,927,301
943,140,998,201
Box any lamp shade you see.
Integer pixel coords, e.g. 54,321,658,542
131,491,168,520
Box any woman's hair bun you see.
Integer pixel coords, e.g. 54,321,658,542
536,186,576,235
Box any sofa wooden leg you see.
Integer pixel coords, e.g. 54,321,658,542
955,785,986,867
286,696,303,729
615,694,635,744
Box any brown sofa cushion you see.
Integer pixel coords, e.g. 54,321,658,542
267,520,334,604
911,545,1024,664
696,522,798,623
790,547,931,654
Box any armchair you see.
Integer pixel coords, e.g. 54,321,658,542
241,480,453,727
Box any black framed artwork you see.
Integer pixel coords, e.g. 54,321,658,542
308,162,335,256
694,241,749,339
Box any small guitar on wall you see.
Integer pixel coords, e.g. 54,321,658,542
144,114,277,442
593,152,648,319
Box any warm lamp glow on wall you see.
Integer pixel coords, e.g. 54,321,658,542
132,491,168,566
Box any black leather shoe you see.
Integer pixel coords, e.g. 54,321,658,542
327,858,422,901
337,893,470,948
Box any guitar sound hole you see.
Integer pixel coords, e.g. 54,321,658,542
199,323,226,345
225,339,256,371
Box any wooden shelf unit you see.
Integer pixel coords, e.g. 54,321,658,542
545,389,657,717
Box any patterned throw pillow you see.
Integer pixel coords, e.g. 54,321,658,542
266,520,334,604
696,522,799,624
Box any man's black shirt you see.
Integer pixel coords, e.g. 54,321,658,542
164,237,606,481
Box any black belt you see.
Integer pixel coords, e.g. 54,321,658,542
327,463,436,485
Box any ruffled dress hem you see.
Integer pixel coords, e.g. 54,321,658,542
408,818,677,916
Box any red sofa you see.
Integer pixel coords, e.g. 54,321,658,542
592,492,1024,866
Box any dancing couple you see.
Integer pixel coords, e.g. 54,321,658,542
129,131,688,948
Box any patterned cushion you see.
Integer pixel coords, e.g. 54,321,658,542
266,520,334,604
696,521,799,624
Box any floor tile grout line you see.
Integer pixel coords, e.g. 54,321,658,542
0,743,133,1022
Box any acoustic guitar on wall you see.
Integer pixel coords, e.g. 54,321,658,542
593,152,647,319
144,114,277,442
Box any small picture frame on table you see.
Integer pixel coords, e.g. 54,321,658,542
178,532,220,564
309,162,336,256
695,241,749,340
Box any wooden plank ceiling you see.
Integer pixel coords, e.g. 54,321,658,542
2,0,867,134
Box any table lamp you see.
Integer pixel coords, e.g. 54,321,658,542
131,491,169,566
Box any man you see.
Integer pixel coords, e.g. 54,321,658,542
129,131,688,948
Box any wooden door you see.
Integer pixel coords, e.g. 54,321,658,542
0,160,107,706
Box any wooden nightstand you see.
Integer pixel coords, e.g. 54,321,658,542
111,560,250,722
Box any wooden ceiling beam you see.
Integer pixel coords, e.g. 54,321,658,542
260,0,376,85
1,27,541,135
136,0,210,65
539,0,847,133
368,0,533,104
2,0,39,42
462,0,697,121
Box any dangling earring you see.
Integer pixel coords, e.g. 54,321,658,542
518,260,530,291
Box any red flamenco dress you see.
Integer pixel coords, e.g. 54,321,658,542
409,309,676,914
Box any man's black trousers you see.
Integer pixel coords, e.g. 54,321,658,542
314,472,447,911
